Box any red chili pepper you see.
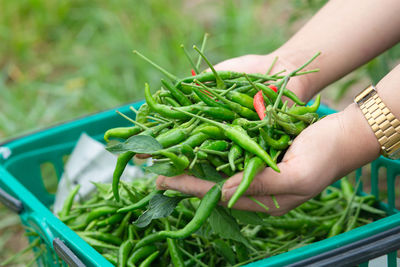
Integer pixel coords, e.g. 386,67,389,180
253,91,266,120
192,69,213,97
268,85,278,92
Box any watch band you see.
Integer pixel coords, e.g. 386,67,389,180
355,85,400,159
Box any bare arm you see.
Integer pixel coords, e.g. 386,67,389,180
156,0,400,213
277,0,400,100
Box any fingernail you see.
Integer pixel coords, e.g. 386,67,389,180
222,187,236,201
160,181,168,190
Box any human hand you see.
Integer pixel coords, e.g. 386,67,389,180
210,52,316,102
156,103,380,215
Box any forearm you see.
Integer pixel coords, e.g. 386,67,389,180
275,0,400,100
335,63,400,179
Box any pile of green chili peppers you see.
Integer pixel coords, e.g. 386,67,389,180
106,45,322,209
59,177,385,267
80,40,386,266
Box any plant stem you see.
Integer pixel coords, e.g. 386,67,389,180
133,50,178,81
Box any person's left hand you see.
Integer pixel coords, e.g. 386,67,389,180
156,104,380,215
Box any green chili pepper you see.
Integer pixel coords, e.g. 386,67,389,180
228,144,243,172
97,213,124,227
200,140,230,151
196,150,208,160
118,240,135,267
80,236,119,251
282,88,306,106
277,109,319,124
232,118,263,131
112,122,172,202
134,182,223,249
228,156,265,208
145,83,195,120
138,251,159,267
199,84,259,120
273,113,306,136
191,123,226,140
79,232,122,248
171,107,279,172
164,96,181,107
289,94,321,115
118,190,165,213
59,184,81,218
156,120,198,148
161,79,192,106
191,86,227,108
113,212,132,237
158,150,190,171
226,91,255,110
260,128,291,150
208,155,233,176
255,83,282,107
340,177,354,201
86,206,118,224
164,219,185,267
127,245,157,267
113,151,135,202
193,105,237,121
103,254,118,265
104,126,142,142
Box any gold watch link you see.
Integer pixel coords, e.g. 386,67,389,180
355,85,400,159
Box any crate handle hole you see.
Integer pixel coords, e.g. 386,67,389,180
40,162,58,195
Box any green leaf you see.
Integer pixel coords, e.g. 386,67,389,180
145,162,183,177
230,209,264,225
190,163,222,182
209,206,250,246
91,182,111,196
106,135,162,154
134,194,182,228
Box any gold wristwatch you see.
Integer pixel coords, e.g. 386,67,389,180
355,85,400,159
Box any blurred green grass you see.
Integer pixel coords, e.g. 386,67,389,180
0,0,305,141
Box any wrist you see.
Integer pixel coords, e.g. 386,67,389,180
335,103,381,176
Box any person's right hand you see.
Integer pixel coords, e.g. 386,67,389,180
211,52,316,103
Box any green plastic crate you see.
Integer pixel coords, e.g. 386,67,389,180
1,100,400,266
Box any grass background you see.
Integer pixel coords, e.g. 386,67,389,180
1,0,399,265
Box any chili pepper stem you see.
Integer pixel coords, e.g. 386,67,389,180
248,196,269,212
266,56,279,75
196,33,209,71
116,110,149,130
271,194,280,209
133,50,178,82
180,44,199,74
193,45,225,89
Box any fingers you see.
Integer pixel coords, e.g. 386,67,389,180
156,174,215,198
224,194,306,216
